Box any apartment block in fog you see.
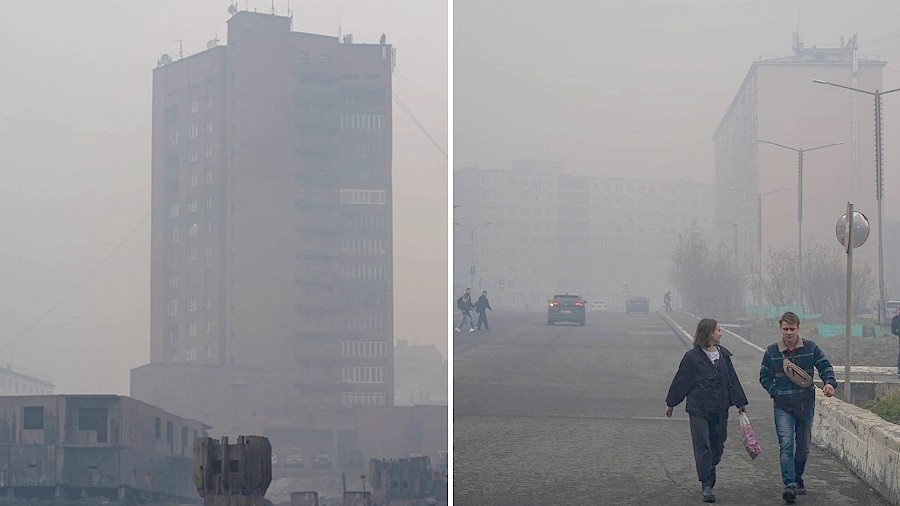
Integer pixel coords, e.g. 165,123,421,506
135,10,395,435
714,34,886,275
453,160,715,311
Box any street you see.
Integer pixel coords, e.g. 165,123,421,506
453,310,891,505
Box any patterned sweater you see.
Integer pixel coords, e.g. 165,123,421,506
759,338,837,411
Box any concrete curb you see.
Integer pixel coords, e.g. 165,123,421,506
663,310,900,505
813,388,900,505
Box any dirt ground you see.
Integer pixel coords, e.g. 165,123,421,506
726,317,900,368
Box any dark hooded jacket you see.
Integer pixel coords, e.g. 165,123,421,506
666,345,748,415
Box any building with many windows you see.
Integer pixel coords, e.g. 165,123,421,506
714,35,886,287
453,160,715,312
133,9,397,447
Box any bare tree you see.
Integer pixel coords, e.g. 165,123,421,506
670,222,743,315
762,243,875,318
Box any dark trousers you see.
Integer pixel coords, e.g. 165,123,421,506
476,310,489,330
689,411,729,486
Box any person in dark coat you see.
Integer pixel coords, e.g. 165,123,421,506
454,290,475,332
892,308,900,377
666,318,749,503
474,290,493,330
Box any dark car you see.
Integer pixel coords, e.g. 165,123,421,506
625,296,650,314
548,294,586,325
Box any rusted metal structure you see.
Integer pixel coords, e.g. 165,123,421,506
194,435,272,506
0,394,207,501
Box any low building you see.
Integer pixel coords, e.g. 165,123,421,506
0,394,208,502
394,340,448,407
0,363,54,396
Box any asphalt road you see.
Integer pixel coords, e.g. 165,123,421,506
453,310,891,505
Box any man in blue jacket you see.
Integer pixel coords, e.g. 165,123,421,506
759,311,836,504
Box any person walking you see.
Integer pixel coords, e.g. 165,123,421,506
665,318,749,503
664,291,673,312
759,311,836,504
892,308,900,377
474,290,493,330
454,290,476,332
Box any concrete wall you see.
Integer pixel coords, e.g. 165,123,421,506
813,389,900,505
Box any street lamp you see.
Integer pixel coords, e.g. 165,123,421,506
758,138,844,306
813,78,900,324
710,219,756,267
454,221,494,290
728,185,792,305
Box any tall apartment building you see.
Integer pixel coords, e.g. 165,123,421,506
453,161,715,311
714,35,886,287
134,10,394,440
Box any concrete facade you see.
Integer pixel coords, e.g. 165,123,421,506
453,161,715,311
714,35,887,296
0,394,207,501
0,364,53,396
144,10,394,410
393,340,447,407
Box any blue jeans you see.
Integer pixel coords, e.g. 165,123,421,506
774,405,814,487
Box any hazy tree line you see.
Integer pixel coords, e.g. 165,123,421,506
670,222,875,317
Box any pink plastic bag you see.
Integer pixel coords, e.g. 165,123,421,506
740,412,761,460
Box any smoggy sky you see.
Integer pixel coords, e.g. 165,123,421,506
0,0,447,395
454,0,900,185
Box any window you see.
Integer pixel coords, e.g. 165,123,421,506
169,131,178,146
189,223,199,236
79,407,108,442
188,125,199,139
190,175,199,187
205,296,211,309
189,323,197,335
207,96,213,109
155,417,161,439
188,299,197,312
188,200,198,213
207,121,213,134
206,170,213,184
205,245,212,258
168,300,178,316
23,406,44,430
205,321,211,333
189,150,199,163
206,146,213,159
168,275,179,290
188,248,198,262
339,189,387,205
169,203,179,218
166,421,174,445
170,227,179,243
186,348,197,361
191,100,199,113
181,426,189,453
207,196,213,208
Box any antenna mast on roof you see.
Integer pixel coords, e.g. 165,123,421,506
177,40,183,59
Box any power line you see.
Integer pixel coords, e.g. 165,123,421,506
392,90,447,159
0,212,151,354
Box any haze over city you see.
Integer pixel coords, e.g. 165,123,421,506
0,0,447,395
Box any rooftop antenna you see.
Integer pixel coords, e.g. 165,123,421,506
177,40,183,59
270,0,275,14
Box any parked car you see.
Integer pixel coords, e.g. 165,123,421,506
284,451,304,469
313,452,333,469
548,294,586,325
590,300,609,312
625,296,650,314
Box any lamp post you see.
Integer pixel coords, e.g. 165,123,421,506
758,139,844,307
812,79,900,324
728,185,792,305
710,219,756,267
454,221,494,290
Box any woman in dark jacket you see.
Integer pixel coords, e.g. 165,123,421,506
665,318,749,503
